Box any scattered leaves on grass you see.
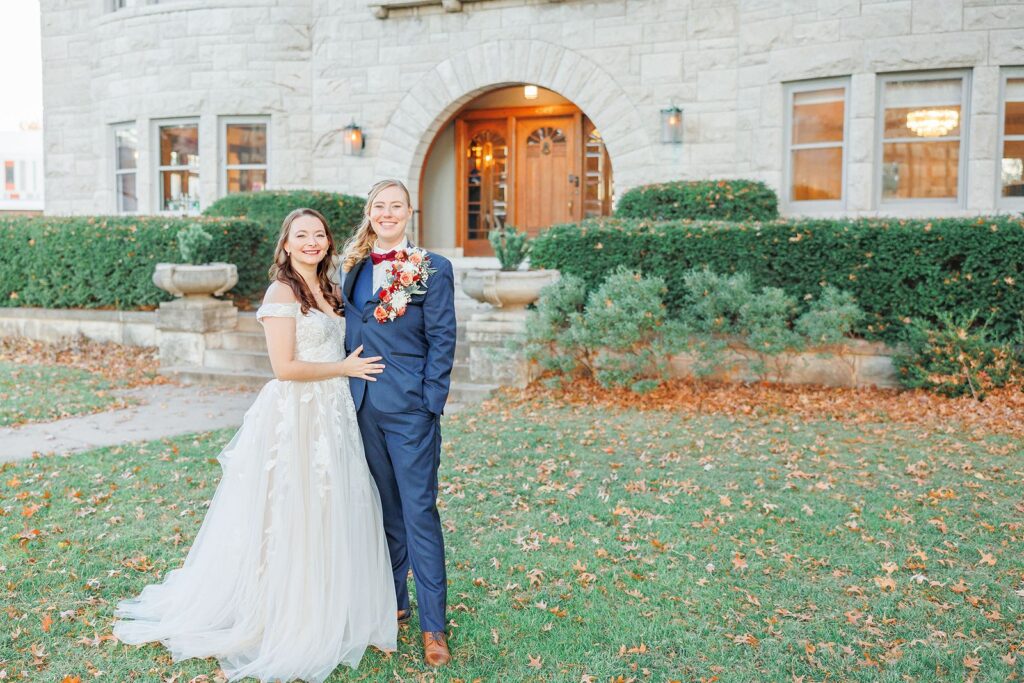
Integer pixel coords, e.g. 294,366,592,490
0,335,165,388
492,376,1024,437
2,377,1023,680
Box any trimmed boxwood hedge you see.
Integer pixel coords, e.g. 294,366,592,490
615,179,779,222
203,190,365,242
530,217,1024,343
0,216,267,310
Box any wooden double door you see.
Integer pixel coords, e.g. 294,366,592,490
455,105,611,256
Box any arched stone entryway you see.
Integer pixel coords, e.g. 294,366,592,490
373,39,654,218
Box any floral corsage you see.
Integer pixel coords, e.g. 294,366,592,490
374,248,435,323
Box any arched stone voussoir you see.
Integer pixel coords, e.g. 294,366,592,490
375,38,654,202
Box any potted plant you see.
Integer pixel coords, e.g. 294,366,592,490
461,225,559,310
152,222,238,299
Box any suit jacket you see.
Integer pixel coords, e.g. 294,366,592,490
342,249,456,415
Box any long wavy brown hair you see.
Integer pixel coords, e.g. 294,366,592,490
268,208,344,316
340,179,412,273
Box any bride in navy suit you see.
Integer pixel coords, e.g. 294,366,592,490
340,179,457,667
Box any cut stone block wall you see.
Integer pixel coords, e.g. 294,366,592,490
39,0,1024,219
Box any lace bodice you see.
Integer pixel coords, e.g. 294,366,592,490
256,302,346,363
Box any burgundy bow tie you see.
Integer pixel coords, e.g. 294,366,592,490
371,250,397,265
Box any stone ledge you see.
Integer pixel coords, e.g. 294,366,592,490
0,307,158,346
464,311,900,390
370,0,566,19
0,307,156,323
668,345,898,389
93,0,281,26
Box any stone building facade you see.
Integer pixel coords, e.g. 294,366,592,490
40,0,1024,254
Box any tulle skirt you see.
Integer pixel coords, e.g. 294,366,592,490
113,377,397,682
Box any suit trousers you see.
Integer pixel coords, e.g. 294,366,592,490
357,396,447,632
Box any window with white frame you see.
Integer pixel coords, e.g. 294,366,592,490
878,72,969,204
157,120,200,214
785,80,848,206
113,124,138,213
999,73,1024,202
222,118,268,195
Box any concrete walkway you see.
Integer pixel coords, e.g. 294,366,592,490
0,383,471,463
0,384,258,462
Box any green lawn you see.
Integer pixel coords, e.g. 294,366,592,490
1,397,1023,681
0,361,130,427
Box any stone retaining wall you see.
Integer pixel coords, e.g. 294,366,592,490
0,306,900,389
0,307,158,346
467,312,899,390
668,338,898,388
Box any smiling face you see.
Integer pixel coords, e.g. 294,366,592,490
368,184,411,251
284,213,330,268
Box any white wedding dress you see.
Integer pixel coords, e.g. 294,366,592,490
113,302,397,682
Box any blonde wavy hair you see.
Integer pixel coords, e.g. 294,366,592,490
340,179,412,273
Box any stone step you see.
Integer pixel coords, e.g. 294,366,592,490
209,331,268,352
160,365,272,390
236,312,261,332
204,348,274,373
441,402,468,415
447,381,500,404
451,361,471,383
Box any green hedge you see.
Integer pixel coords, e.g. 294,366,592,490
530,217,1024,343
615,180,779,222
0,216,267,310
203,190,365,242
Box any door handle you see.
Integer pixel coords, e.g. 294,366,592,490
568,173,580,187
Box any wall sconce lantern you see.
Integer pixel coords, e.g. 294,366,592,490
660,105,683,144
342,121,365,156
523,84,539,100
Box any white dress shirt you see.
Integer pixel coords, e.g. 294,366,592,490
371,237,408,293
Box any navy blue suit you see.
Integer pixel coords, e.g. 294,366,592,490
342,249,456,633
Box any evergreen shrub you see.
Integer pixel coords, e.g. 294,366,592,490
676,269,864,382
0,216,266,309
523,268,688,392
892,313,1021,400
488,225,531,271
615,179,779,222
531,216,1024,344
203,189,365,244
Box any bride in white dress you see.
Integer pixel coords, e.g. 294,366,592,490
113,208,397,682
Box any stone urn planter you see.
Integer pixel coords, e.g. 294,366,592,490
461,268,560,310
153,263,238,299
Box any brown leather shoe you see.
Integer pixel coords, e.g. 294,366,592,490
422,630,451,667
397,608,411,625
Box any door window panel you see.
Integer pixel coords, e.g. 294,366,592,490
465,129,508,242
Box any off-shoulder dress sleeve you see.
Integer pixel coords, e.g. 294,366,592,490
256,302,299,323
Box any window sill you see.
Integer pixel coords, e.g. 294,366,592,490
96,0,275,25
370,0,564,19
